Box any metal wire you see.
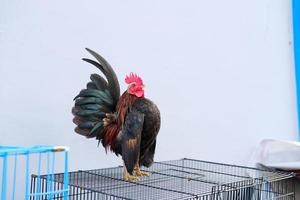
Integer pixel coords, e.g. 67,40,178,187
30,158,295,200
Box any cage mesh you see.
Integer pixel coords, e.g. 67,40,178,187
30,158,295,200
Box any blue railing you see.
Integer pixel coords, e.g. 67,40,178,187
0,145,69,200
293,0,300,134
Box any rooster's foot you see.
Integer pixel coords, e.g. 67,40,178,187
134,169,150,177
123,174,139,182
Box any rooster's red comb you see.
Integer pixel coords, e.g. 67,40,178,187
125,73,143,85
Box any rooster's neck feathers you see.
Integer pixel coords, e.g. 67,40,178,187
102,92,138,149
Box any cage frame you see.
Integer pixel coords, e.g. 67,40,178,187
0,145,69,200
30,158,295,200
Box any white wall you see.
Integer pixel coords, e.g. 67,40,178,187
0,0,298,172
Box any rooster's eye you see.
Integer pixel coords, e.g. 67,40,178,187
130,83,136,87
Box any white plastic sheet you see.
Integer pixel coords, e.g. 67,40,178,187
249,139,300,170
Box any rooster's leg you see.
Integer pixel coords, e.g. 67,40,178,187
133,161,150,177
123,162,139,182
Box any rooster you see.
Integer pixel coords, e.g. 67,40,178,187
72,48,161,181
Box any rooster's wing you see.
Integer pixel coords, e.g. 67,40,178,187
120,109,144,174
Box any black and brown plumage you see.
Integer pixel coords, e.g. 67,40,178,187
72,48,161,181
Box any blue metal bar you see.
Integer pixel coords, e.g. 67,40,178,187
293,0,300,133
46,152,51,200
11,155,17,200
36,153,42,200
63,151,69,200
25,153,30,200
27,189,69,196
50,152,55,200
1,154,7,200
0,145,68,156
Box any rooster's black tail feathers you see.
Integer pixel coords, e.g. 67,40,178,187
72,48,120,140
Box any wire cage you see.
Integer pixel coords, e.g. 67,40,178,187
30,158,295,200
0,145,69,200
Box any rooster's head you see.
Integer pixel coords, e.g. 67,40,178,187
125,73,144,98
